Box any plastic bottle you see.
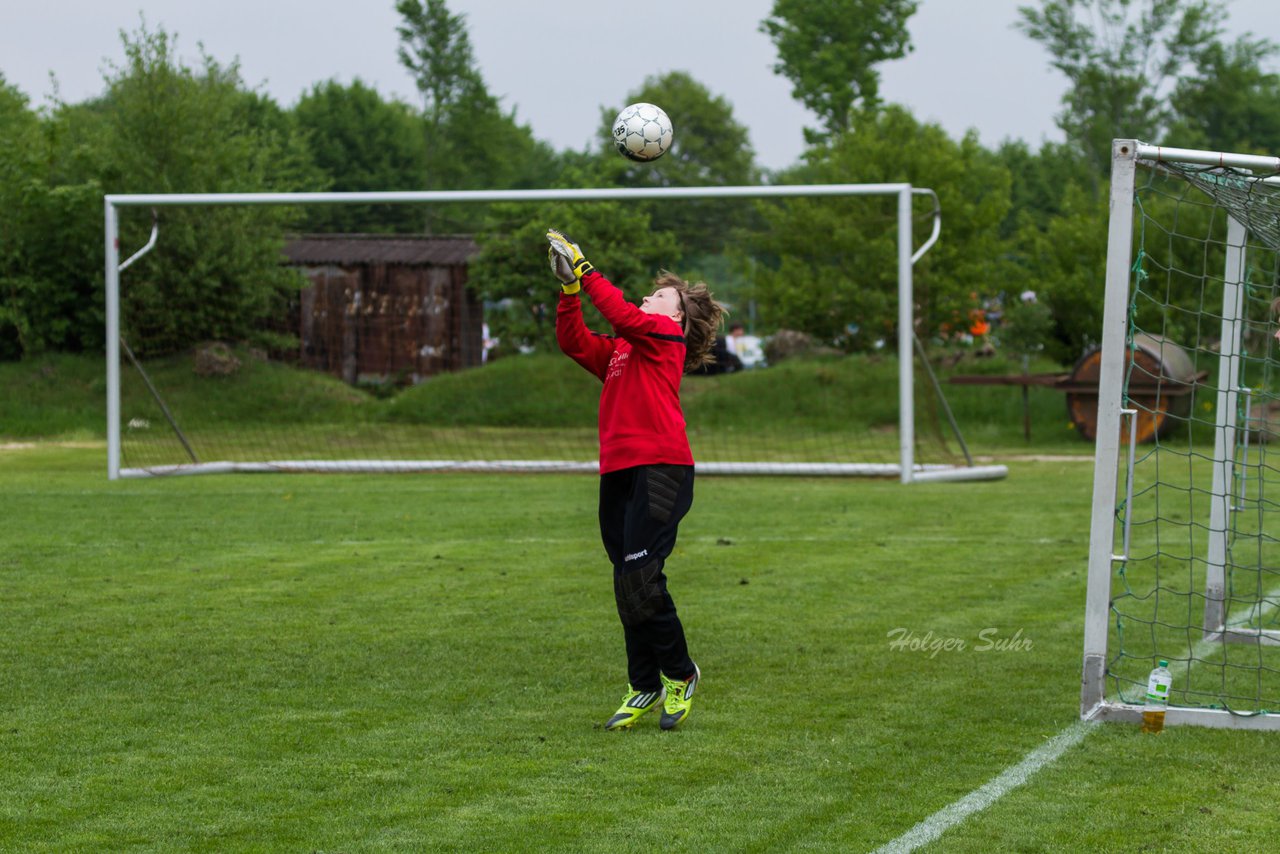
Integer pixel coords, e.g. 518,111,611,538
1141,660,1172,734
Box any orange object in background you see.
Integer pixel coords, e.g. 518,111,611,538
968,308,990,337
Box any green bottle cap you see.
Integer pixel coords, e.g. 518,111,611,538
1158,660,1168,667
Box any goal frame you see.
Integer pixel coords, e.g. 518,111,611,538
1081,140,1280,730
103,183,1008,483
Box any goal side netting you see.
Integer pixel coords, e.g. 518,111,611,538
1082,141,1280,730
103,185,1007,483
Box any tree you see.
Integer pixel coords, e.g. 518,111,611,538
0,76,82,359
993,139,1092,239
430,90,561,194
462,71,758,355
395,0,562,232
594,71,762,271
1011,183,1110,363
97,24,323,355
0,22,323,359
1169,36,1280,154
752,107,1014,348
395,0,481,131
0,76,110,358
469,165,683,354
599,72,759,189
1016,0,1226,176
760,0,919,139
293,79,429,233
1012,1,1280,361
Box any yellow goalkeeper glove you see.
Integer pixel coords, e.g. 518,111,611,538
546,228,594,294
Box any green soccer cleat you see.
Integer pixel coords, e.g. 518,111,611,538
604,685,665,731
660,663,701,730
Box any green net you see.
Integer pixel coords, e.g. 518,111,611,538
1109,158,1280,714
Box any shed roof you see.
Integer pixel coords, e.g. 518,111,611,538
283,234,480,266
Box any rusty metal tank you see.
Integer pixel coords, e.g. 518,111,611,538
1066,333,1199,442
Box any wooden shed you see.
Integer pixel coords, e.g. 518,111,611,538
282,234,483,385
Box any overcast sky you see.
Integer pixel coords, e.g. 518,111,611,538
2,1,1277,172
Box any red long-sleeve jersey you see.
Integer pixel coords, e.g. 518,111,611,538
556,271,693,474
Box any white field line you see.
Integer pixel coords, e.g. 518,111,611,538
875,552,1280,852
871,721,1093,854
875,586,1280,852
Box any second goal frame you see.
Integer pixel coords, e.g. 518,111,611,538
103,183,1006,483
1081,139,1280,730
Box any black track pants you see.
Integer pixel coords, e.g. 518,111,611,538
598,464,696,692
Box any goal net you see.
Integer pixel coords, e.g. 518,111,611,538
1082,140,1280,730
104,186,1007,483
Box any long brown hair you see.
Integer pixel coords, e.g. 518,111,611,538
654,271,725,372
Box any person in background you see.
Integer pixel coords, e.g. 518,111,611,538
727,322,765,369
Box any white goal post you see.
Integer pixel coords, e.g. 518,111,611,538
1082,140,1280,730
103,183,1009,483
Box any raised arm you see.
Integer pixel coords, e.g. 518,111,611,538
547,228,615,378
555,291,613,380
546,229,682,346
579,271,680,343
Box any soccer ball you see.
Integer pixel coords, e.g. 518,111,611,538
612,103,674,162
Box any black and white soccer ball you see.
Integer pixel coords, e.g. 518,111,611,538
612,103,674,163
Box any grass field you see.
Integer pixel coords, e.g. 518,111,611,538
0,350,1096,479
2,443,1276,852
0,350,1094,445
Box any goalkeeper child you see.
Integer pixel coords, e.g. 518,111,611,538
547,229,723,731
